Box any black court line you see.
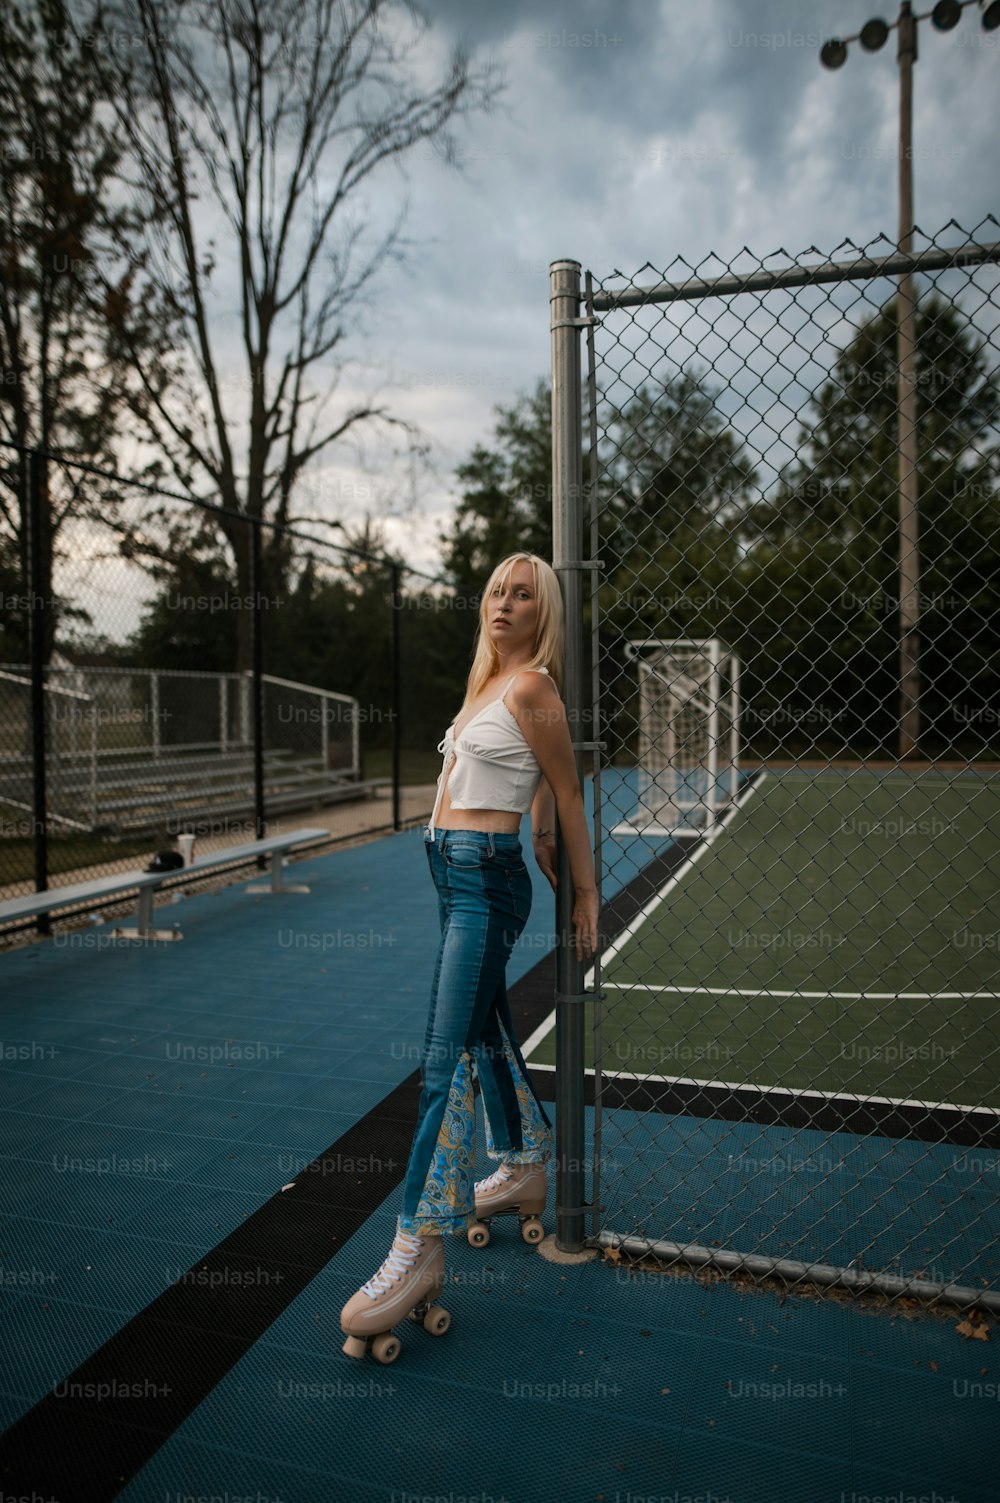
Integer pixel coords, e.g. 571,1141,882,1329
0,828,695,1501
0,1074,427,1500
550,1073,1000,1151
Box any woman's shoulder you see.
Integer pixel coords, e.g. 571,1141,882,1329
505,666,560,706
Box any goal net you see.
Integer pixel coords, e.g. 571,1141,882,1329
612,638,740,838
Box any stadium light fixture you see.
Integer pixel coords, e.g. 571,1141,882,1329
931,0,962,26
820,38,848,67
981,0,1000,28
860,18,891,47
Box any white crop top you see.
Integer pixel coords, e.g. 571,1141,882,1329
428,667,551,836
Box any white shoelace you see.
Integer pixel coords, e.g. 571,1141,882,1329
362,1231,425,1300
477,1163,515,1194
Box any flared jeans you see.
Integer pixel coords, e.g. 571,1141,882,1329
397,827,554,1236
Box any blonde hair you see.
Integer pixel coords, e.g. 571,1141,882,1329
461,553,564,709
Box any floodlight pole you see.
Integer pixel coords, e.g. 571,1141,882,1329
896,3,921,760
822,0,997,755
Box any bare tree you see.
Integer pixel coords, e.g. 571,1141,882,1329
99,0,499,669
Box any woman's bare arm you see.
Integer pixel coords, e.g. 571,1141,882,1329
530,777,557,890
507,674,598,958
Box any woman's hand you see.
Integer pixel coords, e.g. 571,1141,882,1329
572,887,600,962
533,837,599,959
532,832,557,891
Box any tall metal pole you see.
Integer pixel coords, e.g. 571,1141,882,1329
390,562,401,832
897,1,921,758
550,258,586,1253
28,448,50,928
250,517,266,865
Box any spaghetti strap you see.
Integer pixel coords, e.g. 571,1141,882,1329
506,666,550,682
499,665,551,714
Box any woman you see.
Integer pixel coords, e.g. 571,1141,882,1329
341,552,599,1362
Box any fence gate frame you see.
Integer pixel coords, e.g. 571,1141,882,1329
548,235,1000,1310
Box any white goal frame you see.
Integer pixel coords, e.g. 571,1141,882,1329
612,638,740,838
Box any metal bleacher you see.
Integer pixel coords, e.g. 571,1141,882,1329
0,666,388,837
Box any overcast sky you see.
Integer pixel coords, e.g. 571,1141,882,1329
62,0,999,638
311,0,999,577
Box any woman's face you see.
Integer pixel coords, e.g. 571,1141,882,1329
487,560,538,656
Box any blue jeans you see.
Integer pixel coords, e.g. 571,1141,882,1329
397,827,554,1236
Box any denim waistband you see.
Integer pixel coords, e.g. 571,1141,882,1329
423,825,522,854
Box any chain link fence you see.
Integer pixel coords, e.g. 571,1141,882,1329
0,444,468,940
550,217,1000,1312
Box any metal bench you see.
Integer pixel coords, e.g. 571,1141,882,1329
0,827,329,943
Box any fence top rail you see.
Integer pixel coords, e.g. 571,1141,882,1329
588,239,1000,311
4,664,358,704
259,672,357,706
6,663,251,681
0,668,92,701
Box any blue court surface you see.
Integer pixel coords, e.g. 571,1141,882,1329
0,819,995,1503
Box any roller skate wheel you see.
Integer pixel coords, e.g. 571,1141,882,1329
521,1217,544,1244
341,1334,367,1360
423,1304,451,1336
467,1221,490,1248
371,1331,401,1365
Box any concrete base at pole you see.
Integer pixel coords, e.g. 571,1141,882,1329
537,1234,599,1266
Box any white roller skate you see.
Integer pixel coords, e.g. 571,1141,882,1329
467,1162,547,1248
340,1228,450,1364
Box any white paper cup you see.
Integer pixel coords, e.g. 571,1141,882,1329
177,833,196,866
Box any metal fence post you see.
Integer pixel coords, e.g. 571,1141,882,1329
27,447,49,926
250,517,266,863
897,2,921,757
390,562,401,832
151,671,160,759
550,258,587,1252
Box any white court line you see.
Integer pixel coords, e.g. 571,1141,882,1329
522,771,769,1061
601,984,1000,1001
526,1062,1000,1119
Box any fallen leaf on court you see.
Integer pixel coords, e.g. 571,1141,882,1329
956,1313,990,1341
928,1360,938,1371
603,1246,622,1264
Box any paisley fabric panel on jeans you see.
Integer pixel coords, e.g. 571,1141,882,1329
484,1022,553,1165
402,1049,477,1234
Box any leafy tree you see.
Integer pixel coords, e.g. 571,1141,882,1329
440,378,553,592
124,545,240,674
740,294,1000,753
599,371,758,642
583,372,759,762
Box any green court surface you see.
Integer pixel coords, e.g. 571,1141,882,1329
528,768,1000,1112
